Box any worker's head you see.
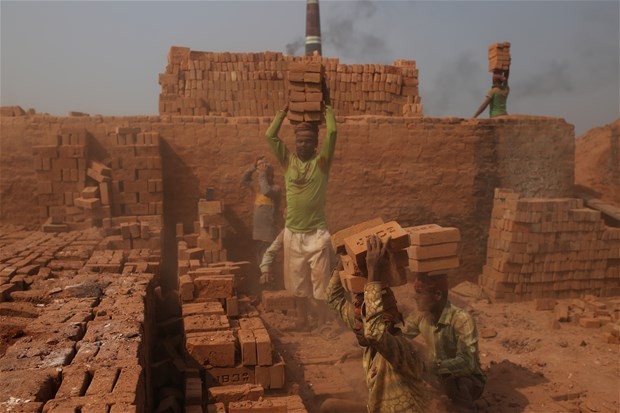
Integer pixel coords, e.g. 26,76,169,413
413,272,448,313
294,122,319,161
492,73,504,87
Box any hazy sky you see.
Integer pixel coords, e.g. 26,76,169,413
1,0,618,136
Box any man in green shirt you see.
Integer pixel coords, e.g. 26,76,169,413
473,70,509,118
405,272,486,413
327,235,428,413
265,101,337,330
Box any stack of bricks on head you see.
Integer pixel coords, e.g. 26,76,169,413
332,218,462,293
287,60,324,124
488,42,511,73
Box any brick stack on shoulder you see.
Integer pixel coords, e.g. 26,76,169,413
480,188,620,302
159,47,422,118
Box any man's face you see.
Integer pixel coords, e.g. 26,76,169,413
414,287,436,313
295,130,318,161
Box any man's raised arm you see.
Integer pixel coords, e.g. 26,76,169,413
265,106,289,167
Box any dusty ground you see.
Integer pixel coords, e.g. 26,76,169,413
259,283,620,413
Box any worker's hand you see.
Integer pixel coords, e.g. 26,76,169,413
321,77,331,106
282,103,289,113
260,272,273,285
256,159,268,173
254,156,265,169
366,234,390,283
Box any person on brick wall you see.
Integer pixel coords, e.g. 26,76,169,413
473,70,509,119
241,156,281,285
404,272,486,413
326,235,429,413
265,89,336,330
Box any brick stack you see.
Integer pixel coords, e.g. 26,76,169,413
159,47,423,117
34,128,98,231
332,219,410,293
488,42,511,72
101,215,163,251
406,224,461,273
0,228,157,412
480,188,620,302
287,61,324,123
108,127,163,217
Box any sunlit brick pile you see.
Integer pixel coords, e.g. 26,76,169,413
480,188,620,302
159,47,422,117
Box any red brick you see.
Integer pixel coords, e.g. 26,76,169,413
207,383,263,405
408,256,459,273
260,290,296,312
579,317,601,328
186,330,236,367
204,364,256,388
238,329,257,366
254,329,272,366
185,377,203,405
407,242,458,260
228,400,287,413
344,221,410,268
407,225,461,246
194,276,235,299
331,218,385,254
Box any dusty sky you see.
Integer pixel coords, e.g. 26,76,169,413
1,0,618,136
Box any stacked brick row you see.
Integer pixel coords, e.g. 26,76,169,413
331,218,410,293
102,215,163,251
33,128,104,231
108,128,163,217
287,61,324,123
174,199,290,412
159,47,422,117
480,188,620,302
406,224,461,273
0,228,157,412
488,42,511,72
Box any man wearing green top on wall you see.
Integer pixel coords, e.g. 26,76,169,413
265,90,336,330
473,70,510,119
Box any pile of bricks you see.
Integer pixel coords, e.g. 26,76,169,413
480,188,620,302
159,47,422,117
101,215,163,250
406,224,461,273
332,218,410,293
488,42,511,72
287,61,324,123
0,228,157,412
33,128,102,231
173,199,292,412
108,128,163,217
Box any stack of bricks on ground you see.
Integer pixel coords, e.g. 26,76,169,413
332,218,462,293
175,198,296,411
34,126,163,232
480,188,620,302
159,47,422,117
535,295,620,345
0,227,158,412
287,61,324,123
488,42,511,72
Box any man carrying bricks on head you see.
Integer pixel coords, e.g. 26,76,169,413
265,88,336,330
405,272,486,413
473,70,509,119
241,156,281,286
327,235,428,413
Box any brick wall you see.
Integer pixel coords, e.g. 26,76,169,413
159,48,422,117
0,114,574,284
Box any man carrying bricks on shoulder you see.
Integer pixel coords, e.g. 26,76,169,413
405,272,486,413
265,89,336,330
241,155,281,286
327,235,429,413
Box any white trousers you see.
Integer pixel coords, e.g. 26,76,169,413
283,227,331,300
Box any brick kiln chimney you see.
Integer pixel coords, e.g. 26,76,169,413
305,0,322,56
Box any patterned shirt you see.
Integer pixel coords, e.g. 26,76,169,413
404,301,486,381
326,271,428,413
265,106,336,233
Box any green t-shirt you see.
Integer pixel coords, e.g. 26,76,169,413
265,106,337,232
486,86,509,118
